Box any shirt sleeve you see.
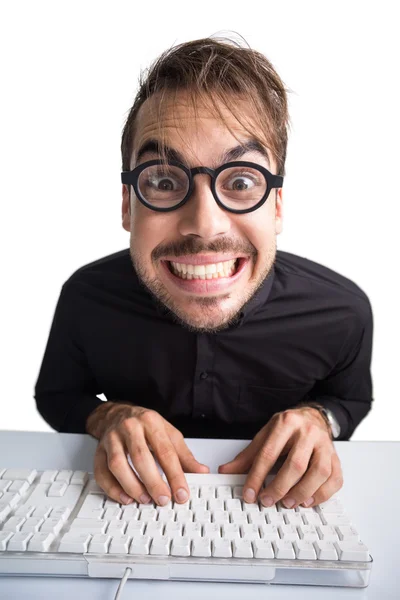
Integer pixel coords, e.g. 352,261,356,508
300,296,374,440
34,282,104,433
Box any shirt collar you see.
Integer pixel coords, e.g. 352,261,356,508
151,265,275,329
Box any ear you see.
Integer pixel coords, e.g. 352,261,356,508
275,189,283,235
122,184,131,232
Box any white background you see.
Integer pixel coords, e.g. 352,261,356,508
0,0,398,439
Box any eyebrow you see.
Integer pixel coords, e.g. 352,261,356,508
135,138,271,168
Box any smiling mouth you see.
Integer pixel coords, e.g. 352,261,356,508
166,258,243,280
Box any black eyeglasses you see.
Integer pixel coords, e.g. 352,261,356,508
121,159,283,214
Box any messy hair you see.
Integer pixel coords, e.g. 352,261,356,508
121,32,293,177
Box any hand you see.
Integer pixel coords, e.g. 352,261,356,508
86,402,209,507
218,407,343,509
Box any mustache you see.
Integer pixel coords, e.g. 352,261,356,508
152,238,257,261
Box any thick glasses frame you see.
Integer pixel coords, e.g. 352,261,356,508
121,159,284,215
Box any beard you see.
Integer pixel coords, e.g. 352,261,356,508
129,237,277,335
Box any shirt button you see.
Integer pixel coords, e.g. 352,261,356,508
201,414,206,418
200,372,208,380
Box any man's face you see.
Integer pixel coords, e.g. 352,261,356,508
122,92,283,334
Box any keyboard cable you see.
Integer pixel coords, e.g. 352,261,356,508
114,567,132,600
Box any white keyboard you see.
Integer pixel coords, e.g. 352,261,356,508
0,468,373,588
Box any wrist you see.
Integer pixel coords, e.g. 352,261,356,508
295,402,334,440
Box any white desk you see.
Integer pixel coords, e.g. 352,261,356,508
0,431,398,599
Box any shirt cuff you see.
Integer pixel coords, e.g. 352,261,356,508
61,394,105,434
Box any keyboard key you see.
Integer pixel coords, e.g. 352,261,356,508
316,499,345,515
71,471,88,485
176,510,193,523
0,503,12,521
77,507,104,519
88,534,112,553
212,538,232,557
58,532,91,553
157,509,175,522
212,509,229,524
1,492,21,508
139,508,157,521
314,540,339,560
1,469,37,484
293,539,317,560
284,512,304,526
322,514,351,527
272,539,295,559
199,485,215,499
248,512,266,525
216,486,232,499
103,507,122,520
183,522,201,538
266,513,285,525
40,470,58,483
221,524,240,540
2,517,26,531
14,505,35,518
20,517,44,533
8,480,30,495
50,506,71,521
109,534,132,553
208,498,224,511
129,534,151,555
203,523,221,539
121,506,139,520
150,533,171,555
334,540,370,561
48,482,68,497
253,539,274,558
145,521,164,535
233,539,253,558
225,499,242,511
316,525,339,541
32,506,52,518
171,536,191,556
107,519,126,534
40,517,64,535
164,522,182,537
55,470,73,484
233,486,244,499
192,536,211,557
28,532,55,552
336,526,359,541
240,524,260,540
297,524,319,541
126,521,145,535
0,531,13,550
7,531,33,551
0,480,11,492
194,509,211,523
259,524,279,541
69,519,108,533
302,512,323,526
230,511,248,524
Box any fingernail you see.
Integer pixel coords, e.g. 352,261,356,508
139,493,151,504
283,497,295,508
175,488,188,502
244,488,256,503
158,495,170,506
260,495,274,507
303,497,314,507
120,492,133,505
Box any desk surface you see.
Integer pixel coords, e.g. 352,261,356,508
0,431,398,599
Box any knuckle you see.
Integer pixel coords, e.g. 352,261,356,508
130,444,148,464
259,445,276,463
156,443,175,461
107,453,125,472
140,410,159,426
291,457,307,474
317,463,332,479
281,410,299,425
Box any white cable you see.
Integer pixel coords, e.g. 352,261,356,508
114,567,132,600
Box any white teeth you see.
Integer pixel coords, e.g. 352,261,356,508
169,259,239,280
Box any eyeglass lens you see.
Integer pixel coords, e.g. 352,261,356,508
137,163,268,210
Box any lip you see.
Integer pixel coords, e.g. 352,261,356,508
162,254,248,266
160,257,249,294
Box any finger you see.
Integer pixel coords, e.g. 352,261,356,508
123,422,173,506
259,428,316,507
147,422,194,505
244,417,296,504
279,444,333,508
171,432,210,475
165,422,210,474
94,444,150,505
301,452,344,508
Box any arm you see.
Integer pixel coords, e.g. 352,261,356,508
296,296,374,440
34,282,104,433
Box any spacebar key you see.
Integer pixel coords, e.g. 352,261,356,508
58,532,92,552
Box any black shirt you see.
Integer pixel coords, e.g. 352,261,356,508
34,249,374,440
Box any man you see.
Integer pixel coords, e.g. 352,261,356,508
35,36,373,512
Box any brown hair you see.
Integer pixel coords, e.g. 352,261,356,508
121,32,293,177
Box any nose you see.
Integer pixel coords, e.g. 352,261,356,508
177,173,232,238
